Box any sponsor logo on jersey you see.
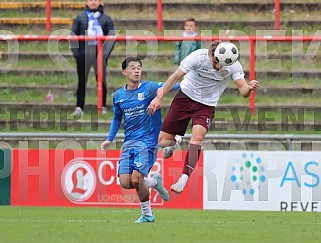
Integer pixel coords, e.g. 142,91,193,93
219,69,229,77
138,93,144,100
197,73,221,82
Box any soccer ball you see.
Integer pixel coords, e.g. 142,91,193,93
214,42,239,66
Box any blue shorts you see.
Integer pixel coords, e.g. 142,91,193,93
118,141,157,177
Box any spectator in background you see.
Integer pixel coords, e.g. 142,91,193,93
71,0,115,116
173,18,201,66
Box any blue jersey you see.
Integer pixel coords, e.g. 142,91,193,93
107,80,179,148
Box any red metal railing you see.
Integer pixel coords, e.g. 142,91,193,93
46,0,51,32
249,39,256,114
97,39,103,113
274,0,280,31
45,0,281,33
1,35,321,114
157,0,163,32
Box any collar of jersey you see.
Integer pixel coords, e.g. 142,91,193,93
124,82,142,91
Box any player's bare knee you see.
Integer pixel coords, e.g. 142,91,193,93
131,175,140,188
158,133,175,147
158,134,166,145
191,135,205,143
190,137,204,144
119,180,131,189
119,175,132,189
158,139,168,148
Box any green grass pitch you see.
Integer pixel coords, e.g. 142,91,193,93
0,206,321,242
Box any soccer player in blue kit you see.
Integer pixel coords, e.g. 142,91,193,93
101,56,180,223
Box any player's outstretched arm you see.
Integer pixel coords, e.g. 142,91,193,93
147,68,185,115
158,68,185,98
235,78,259,98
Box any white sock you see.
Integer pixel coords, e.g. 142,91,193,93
140,200,153,216
144,177,157,187
181,174,189,189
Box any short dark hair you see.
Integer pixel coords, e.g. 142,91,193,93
185,18,196,23
209,40,222,55
121,56,142,70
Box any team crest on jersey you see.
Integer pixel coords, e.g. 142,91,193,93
219,69,229,77
138,93,144,100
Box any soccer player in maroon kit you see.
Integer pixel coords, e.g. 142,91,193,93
147,40,259,194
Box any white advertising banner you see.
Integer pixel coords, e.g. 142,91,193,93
203,151,321,212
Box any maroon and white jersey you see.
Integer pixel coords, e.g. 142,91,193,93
179,49,245,107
